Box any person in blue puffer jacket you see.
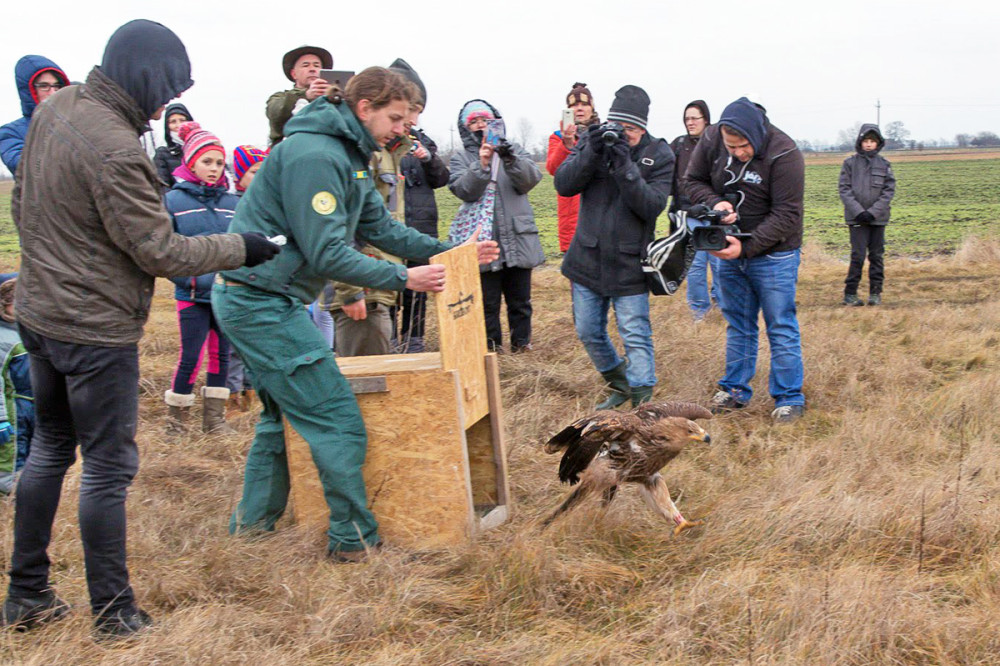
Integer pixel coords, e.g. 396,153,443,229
0,55,70,175
163,122,240,437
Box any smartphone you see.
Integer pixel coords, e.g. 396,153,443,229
319,70,355,87
561,108,574,132
484,119,506,146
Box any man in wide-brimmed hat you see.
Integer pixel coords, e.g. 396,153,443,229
266,45,333,146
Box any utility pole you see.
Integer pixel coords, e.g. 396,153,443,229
876,99,881,127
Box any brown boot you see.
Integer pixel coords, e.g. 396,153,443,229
202,387,237,435
226,392,244,417
242,389,257,411
164,390,195,438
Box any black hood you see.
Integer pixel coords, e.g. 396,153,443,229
683,99,711,129
855,123,885,154
162,102,193,149
100,19,194,119
457,99,502,151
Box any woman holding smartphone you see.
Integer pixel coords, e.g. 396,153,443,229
449,99,545,354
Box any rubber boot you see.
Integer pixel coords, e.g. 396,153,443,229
202,387,236,435
164,390,195,438
595,361,630,410
631,385,654,407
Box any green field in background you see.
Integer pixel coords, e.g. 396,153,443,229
2,157,997,263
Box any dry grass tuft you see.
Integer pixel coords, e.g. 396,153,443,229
3,248,1000,663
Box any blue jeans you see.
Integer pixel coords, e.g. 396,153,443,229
571,282,655,387
686,251,722,317
716,249,804,407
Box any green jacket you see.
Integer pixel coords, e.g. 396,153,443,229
266,87,307,147
223,97,451,305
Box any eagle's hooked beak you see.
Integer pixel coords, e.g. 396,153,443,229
690,431,711,444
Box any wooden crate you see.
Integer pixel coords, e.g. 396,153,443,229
284,245,510,548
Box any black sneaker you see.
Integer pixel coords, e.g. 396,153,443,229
843,294,864,306
94,607,153,641
868,293,881,306
710,390,746,414
1,592,70,631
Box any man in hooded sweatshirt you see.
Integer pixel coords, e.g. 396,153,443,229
839,124,895,306
682,97,806,424
3,19,280,639
152,101,193,190
0,55,70,175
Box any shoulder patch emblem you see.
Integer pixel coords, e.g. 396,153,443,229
312,191,337,215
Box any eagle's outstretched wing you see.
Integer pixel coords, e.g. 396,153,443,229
632,401,713,423
546,411,644,485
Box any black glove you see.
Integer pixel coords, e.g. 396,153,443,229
854,211,875,224
586,124,606,155
495,139,514,161
608,142,631,172
240,232,282,267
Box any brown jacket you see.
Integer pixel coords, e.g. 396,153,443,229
12,67,245,346
682,122,804,259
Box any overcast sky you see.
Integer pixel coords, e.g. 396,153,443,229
3,0,999,167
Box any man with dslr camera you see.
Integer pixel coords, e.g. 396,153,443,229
682,97,806,423
555,85,674,408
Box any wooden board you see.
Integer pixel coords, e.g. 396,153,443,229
336,352,442,377
431,244,489,428
286,369,477,548
466,354,510,509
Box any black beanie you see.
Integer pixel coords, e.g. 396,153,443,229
100,20,193,119
606,85,650,131
390,58,426,108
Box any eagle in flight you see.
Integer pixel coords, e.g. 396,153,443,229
542,401,712,534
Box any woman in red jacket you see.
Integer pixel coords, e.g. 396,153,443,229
546,83,599,253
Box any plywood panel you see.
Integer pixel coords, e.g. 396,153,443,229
466,354,510,511
286,369,476,548
431,244,489,428
336,352,442,377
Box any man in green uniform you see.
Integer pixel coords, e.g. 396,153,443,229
214,67,498,560
266,45,333,147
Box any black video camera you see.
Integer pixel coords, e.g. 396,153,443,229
598,122,626,146
688,204,753,251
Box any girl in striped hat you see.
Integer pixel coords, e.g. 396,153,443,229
163,122,242,437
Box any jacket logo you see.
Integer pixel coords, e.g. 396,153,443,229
352,170,369,180
743,171,762,184
312,192,337,215
640,157,654,166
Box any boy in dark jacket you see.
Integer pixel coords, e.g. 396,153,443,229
839,124,896,306
152,102,193,191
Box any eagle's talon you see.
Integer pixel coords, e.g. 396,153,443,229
673,518,703,536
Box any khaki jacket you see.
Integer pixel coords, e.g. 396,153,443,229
12,68,245,346
266,87,308,147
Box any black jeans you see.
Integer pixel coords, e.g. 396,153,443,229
480,266,533,351
9,326,139,617
845,224,885,295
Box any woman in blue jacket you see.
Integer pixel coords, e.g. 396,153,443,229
0,55,69,175
163,122,240,436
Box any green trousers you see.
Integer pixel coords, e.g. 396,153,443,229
211,281,378,553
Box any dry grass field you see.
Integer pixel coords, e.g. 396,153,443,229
0,235,998,664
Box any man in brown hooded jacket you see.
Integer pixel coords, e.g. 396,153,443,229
4,20,279,639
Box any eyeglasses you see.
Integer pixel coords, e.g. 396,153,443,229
684,115,704,122
34,82,63,92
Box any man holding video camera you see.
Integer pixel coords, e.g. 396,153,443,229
682,97,806,423
555,85,674,408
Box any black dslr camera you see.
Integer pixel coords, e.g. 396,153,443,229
597,122,626,146
688,204,753,251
